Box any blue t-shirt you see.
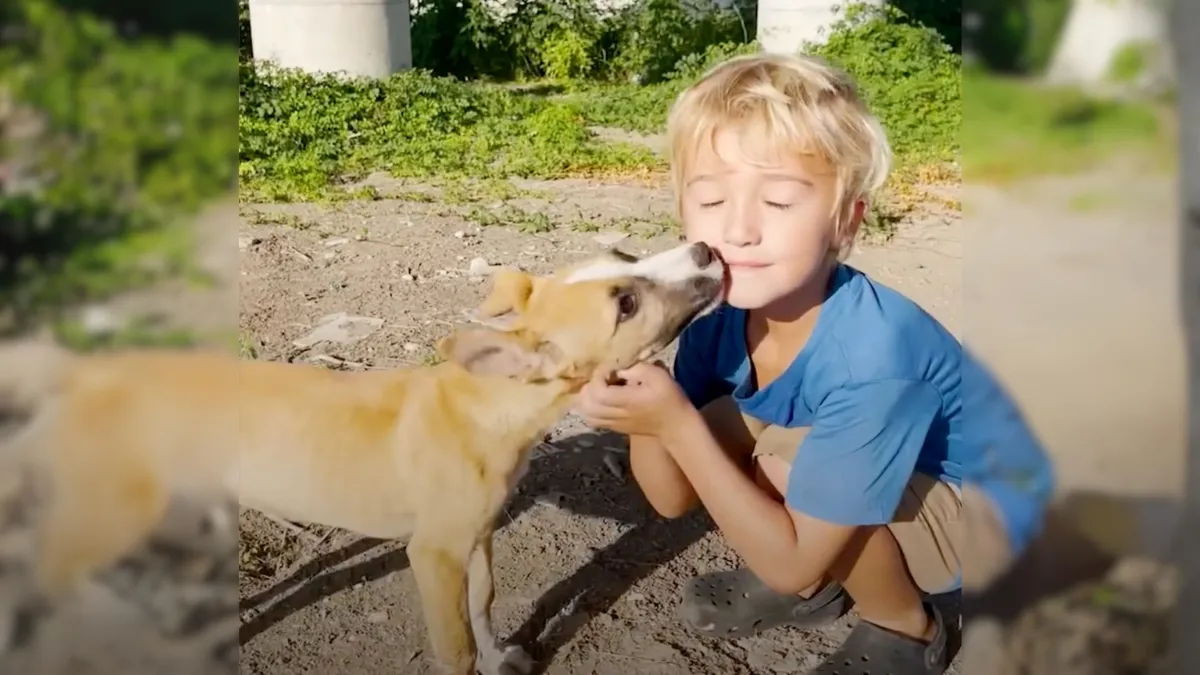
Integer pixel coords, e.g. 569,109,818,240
959,349,1056,555
672,263,1053,557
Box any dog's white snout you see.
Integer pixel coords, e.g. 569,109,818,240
564,242,725,286
634,242,724,285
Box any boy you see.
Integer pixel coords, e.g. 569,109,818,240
577,53,1054,674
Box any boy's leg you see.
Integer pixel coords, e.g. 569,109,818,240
679,406,849,638
796,474,959,674
959,485,1015,592
739,434,959,674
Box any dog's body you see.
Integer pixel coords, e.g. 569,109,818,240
0,242,726,675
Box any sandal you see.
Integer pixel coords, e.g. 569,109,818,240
812,602,950,675
680,568,849,639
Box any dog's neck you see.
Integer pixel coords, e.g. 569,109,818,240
438,365,580,461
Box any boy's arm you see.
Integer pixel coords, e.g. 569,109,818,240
627,434,698,518
630,324,729,519
663,379,942,595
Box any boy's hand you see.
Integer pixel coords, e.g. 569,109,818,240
577,361,693,439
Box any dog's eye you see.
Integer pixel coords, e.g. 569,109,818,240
615,290,639,322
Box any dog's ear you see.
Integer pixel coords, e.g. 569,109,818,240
462,268,534,330
437,327,560,380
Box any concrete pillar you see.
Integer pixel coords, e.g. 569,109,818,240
248,0,413,79
757,0,884,54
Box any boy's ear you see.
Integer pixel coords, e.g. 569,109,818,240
462,268,535,331
437,327,561,380
833,198,866,255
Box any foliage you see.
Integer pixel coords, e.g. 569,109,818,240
238,65,661,202
576,5,962,167
805,4,960,165
239,2,962,203
391,0,750,85
0,0,237,330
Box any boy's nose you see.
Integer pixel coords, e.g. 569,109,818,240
723,216,761,246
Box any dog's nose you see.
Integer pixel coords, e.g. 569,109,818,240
690,242,715,268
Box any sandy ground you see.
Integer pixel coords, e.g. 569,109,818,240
0,161,1183,675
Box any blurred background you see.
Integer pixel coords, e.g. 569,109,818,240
0,1,239,673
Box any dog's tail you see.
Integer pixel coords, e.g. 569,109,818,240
0,338,72,413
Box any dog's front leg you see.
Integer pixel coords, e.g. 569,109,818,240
469,534,533,675
409,537,476,675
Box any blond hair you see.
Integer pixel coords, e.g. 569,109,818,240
666,52,893,246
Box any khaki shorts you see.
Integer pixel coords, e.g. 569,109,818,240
701,396,1002,594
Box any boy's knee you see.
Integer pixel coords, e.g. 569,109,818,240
960,485,1015,592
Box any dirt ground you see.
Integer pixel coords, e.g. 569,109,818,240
231,161,1181,675
0,160,1182,675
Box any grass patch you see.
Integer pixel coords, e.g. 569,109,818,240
962,68,1174,183
238,65,662,203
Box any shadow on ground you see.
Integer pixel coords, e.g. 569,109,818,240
239,429,966,672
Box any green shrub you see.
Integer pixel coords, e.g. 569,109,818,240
805,4,961,166
1,0,237,328
577,4,961,168
238,65,660,202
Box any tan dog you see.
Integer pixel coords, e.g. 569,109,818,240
0,241,725,675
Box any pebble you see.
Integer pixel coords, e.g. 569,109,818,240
324,237,350,247
468,257,492,276
593,231,630,246
453,231,465,238
402,343,420,352
366,611,389,623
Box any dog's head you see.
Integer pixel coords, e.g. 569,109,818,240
437,242,725,385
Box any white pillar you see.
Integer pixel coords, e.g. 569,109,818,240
248,0,413,79
756,0,884,54
1046,0,1170,89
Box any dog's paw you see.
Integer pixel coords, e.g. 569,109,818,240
476,644,533,675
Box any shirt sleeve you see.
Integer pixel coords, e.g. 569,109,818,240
671,323,730,411
785,379,943,525
960,349,1055,555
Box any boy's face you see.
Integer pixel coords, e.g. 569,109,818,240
680,126,854,310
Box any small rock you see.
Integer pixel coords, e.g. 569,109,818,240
468,257,492,276
325,237,351,247
593,231,629,246
453,231,465,238
400,274,415,281
366,611,389,623
402,343,420,352
293,312,384,348
238,235,260,251
536,492,568,508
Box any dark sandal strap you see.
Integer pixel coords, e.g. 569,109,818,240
814,603,950,675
